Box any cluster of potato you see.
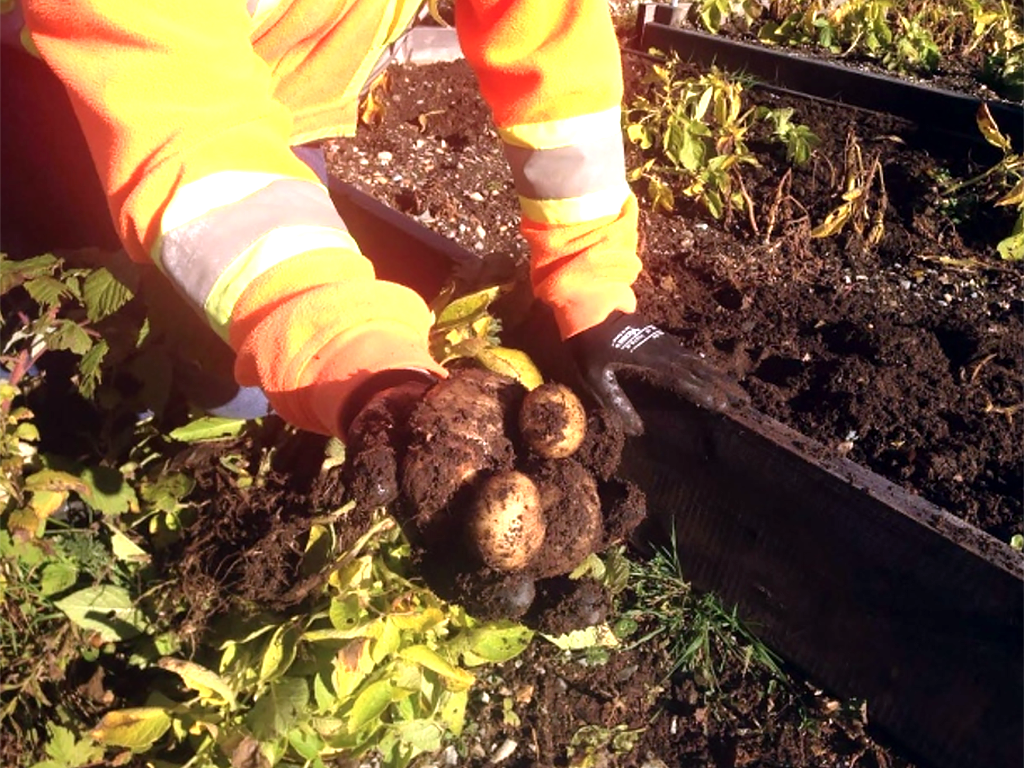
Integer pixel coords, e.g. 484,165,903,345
399,369,624,587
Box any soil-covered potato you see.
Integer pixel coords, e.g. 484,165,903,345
518,382,587,459
401,369,521,519
468,471,546,571
530,459,603,579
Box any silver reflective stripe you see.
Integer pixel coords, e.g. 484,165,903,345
502,131,626,201
160,179,348,306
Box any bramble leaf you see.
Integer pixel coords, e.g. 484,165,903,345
55,585,149,643
82,267,133,322
47,320,92,355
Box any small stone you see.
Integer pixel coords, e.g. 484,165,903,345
468,191,485,202
475,225,487,239
377,151,393,163
490,739,517,764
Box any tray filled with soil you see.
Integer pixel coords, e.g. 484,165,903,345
633,1,1023,150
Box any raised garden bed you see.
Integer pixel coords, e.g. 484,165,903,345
635,6,1024,152
324,44,1023,768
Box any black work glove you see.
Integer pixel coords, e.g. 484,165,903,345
569,311,748,436
340,369,440,511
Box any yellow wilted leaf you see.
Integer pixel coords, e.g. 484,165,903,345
811,203,853,238
398,645,476,691
475,347,544,391
158,658,237,709
7,489,67,541
333,638,374,699
359,71,389,126
996,179,1024,208
90,707,172,750
976,103,1012,152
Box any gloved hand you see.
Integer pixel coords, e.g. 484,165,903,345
340,369,441,511
569,311,748,436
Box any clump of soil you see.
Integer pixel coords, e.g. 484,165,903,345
363,367,647,629
162,428,370,635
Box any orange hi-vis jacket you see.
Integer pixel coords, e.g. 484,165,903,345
19,0,642,438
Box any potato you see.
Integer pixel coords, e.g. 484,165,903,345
402,369,520,520
518,382,587,459
468,471,546,571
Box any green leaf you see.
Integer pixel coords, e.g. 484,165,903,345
157,658,237,708
24,276,71,308
474,346,543,391
996,210,1024,261
287,727,326,761
329,593,369,633
433,286,502,330
76,339,109,399
140,472,194,514
39,562,78,597
47,321,92,356
1,253,58,294
437,689,468,737
347,678,395,733
78,466,138,516
392,719,444,752
106,525,150,565
168,416,248,443
460,622,534,666
89,707,171,751
259,620,302,685
82,267,133,322
55,585,149,642
40,723,103,768
248,677,309,741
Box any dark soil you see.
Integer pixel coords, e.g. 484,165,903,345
321,54,1024,767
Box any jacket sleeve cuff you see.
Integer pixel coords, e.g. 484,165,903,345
229,250,446,437
525,193,641,338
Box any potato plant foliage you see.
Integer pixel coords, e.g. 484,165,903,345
624,56,819,228
687,0,1023,98
0,253,535,768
